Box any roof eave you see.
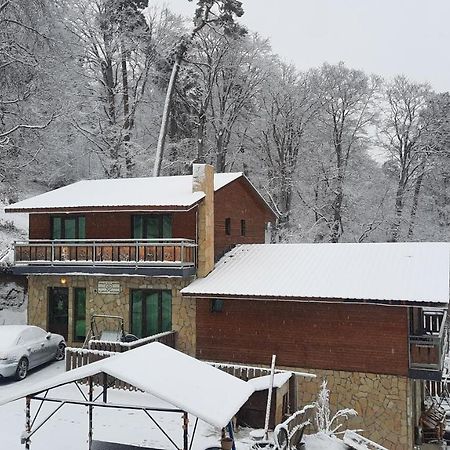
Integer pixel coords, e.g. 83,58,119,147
180,292,449,308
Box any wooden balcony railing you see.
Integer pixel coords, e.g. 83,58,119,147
409,310,448,373
13,239,197,267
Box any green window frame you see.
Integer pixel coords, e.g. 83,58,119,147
73,288,86,342
51,216,85,240
130,289,172,338
132,215,172,239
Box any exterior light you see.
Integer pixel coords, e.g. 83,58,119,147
60,278,67,285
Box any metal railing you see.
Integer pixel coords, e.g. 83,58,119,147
65,331,177,390
409,310,448,372
13,239,197,267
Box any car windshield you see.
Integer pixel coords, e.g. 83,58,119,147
0,327,22,350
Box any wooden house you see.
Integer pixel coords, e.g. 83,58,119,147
181,243,450,450
5,164,276,352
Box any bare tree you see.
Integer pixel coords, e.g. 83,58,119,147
316,63,380,242
151,0,244,176
380,76,432,241
257,63,319,233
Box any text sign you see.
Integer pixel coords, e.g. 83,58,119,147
97,281,121,295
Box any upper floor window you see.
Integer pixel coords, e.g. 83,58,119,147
132,214,172,239
240,219,246,236
52,216,85,240
225,218,231,235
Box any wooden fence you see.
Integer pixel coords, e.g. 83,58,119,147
65,331,177,391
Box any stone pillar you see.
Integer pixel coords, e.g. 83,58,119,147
192,164,214,277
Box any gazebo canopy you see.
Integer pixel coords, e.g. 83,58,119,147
0,343,254,429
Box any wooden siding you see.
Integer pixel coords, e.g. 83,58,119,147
196,298,410,376
214,178,273,259
29,211,197,240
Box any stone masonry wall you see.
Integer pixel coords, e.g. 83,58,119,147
293,367,413,450
27,275,196,355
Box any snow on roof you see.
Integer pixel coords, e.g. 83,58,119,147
247,372,292,391
181,243,450,305
5,173,242,212
0,342,254,429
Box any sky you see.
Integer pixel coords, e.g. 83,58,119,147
154,0,450,93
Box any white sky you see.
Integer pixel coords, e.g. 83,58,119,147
156,0,450,92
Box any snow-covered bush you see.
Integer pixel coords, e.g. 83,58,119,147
313,380,358,436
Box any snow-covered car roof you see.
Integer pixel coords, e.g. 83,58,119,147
0,342,254,429
5,173,243,212
181,242,450,306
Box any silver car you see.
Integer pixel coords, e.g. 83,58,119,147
0,325,66,380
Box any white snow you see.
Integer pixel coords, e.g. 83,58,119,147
182,242,450,305
0,342,254,429
5,173,242,212
0,360,340,450
247,372,292,391
0,202,28,265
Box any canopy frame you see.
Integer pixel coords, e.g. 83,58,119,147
21,372,200,450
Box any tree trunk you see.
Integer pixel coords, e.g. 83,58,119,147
153,51,183,177
121,45,133,177
390,179,406,242
407,167,425,239
101,56,116,126
196,109,207,164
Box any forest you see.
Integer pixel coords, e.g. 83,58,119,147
1,0,449,243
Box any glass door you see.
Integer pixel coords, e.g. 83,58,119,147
48,287,69,340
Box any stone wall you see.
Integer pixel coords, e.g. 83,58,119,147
293,367,413,450
27,274,196,354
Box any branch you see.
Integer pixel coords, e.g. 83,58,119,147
0,113,57,139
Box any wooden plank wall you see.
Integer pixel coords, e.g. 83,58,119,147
196,298,410,376
28,211,197,241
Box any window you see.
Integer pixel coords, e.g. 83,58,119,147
132,215,172,239
240,219,246,236
130,290,172,338
225,218,231,235
73,288,86,342
211,298,224,313
52,216,85,240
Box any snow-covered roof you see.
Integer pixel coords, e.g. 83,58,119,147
181,243,450,306
0,342,254,428
5,173,242,212
247,372,292,391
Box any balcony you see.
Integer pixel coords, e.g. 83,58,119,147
12,239,197,277
409,309,448,380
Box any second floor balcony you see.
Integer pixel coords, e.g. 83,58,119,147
12,239,197,277
409,309,448,380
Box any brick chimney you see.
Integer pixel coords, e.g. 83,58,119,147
192,164,214,277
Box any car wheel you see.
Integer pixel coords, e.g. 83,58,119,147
15,358,28,380
55,342,66,361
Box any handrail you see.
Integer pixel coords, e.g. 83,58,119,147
409,310,448,372
15,238,197,244
13,239,197,267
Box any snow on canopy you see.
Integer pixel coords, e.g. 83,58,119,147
0,342,254,429
5,173,242,212
181,242,450,306
248,372,292,391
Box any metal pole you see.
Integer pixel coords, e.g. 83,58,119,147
183,412,189,450
88,376,93,450
102,372,108,403
25,396,31,450
264,354,276,440
227,421,236,450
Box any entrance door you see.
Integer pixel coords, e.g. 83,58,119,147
48,287,69,340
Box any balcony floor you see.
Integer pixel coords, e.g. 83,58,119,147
11,264,196,278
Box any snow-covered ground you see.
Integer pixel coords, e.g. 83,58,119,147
0,360,348,450
0,203,28,266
